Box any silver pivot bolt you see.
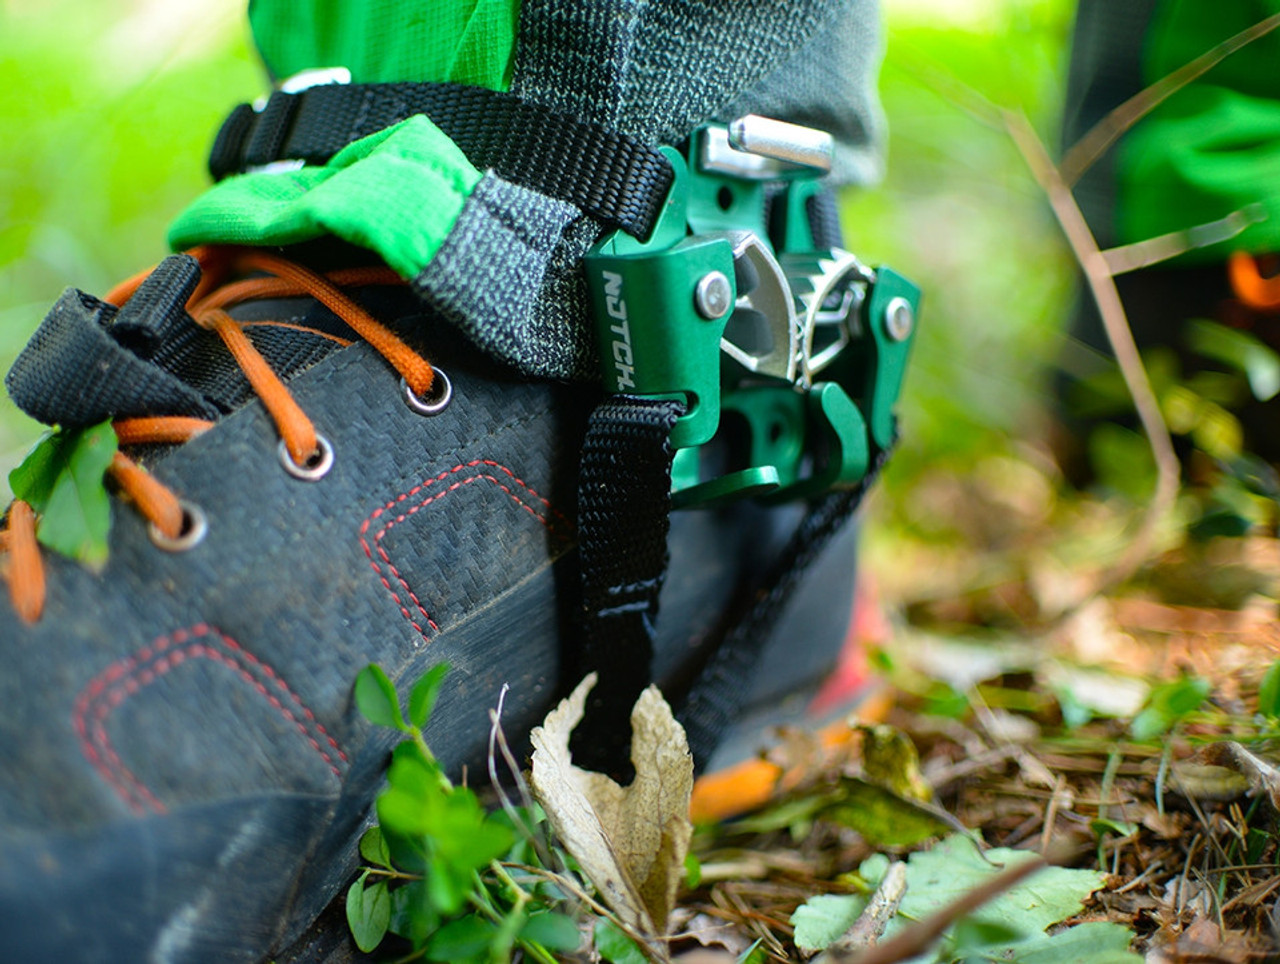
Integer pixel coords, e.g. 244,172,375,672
884,296,914,342
694,270,733,320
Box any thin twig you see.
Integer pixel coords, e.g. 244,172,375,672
1156,740,1173,818
1061,13,1280,185
825,852,1052,964
487,685,555,871
1097,748,1122,824
1100,207,1266,275
814,862,908,963
1004,109,1180,594
502,861,628,932
1116,859,1164,894
1040,774,1066,856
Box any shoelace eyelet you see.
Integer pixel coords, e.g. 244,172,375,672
401,370,452,416
149,500,208,552
278,434,334,481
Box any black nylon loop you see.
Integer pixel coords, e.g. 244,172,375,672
570,395,685,780
208,82,674,240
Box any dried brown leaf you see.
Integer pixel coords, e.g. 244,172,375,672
529,673,694,947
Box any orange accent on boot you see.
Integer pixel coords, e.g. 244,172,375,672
1229,251,1280,310
691,571,897,823
689,688,895,823
4,501,45,624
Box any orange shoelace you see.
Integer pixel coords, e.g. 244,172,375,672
2,245,428,624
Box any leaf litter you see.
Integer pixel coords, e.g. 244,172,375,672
659,449,1280,963
514,489,1280,963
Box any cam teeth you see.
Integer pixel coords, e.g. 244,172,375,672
781,247,874,381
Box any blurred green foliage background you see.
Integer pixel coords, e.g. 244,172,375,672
0,0,1076,500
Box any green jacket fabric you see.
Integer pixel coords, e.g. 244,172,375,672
1066,0,1280,261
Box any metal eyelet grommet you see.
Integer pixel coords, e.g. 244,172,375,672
278,434,334,481
149,500,208,552
401,369,452,416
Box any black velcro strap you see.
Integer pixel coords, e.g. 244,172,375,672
569,395,685,780
209,83,674,240
678,449,890,770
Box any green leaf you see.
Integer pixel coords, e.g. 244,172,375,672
870,836,1109,946
519,912,582,952
426,854,469,916
858,852,891,889
9,422,118,569
409,662,449,729
1056,686,1093,730
424,913,496,962
1089,424,1157,502
1259,661,1280,718
1091,818,1138,839
1007,920,1140,963
950,916,1026,952
358,826,393,870
1248,827,1272,864
388,879,436,945
354,664,409,731
7,430,57,510
861,724,932,802
684,852,702,890
868,646,895,673
345,875,391,953
1187,318,1280,401
820,777,951,846
1130,676,1211,740
491,907,527,962
594,918,648,964
427,786,515,871
791,893,867,953
923,680,970,719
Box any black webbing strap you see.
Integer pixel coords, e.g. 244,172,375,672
208,83,674,240
678,448,890,770
569,395,685,780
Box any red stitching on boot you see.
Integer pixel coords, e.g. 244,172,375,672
72,625,346,815
359,460,570,642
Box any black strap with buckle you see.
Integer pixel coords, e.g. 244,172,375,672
208,82,674,240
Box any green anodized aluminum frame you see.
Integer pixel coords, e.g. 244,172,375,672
585,128,921,509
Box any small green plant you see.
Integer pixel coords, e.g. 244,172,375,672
348,664,582,962
1129,675,1211,741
